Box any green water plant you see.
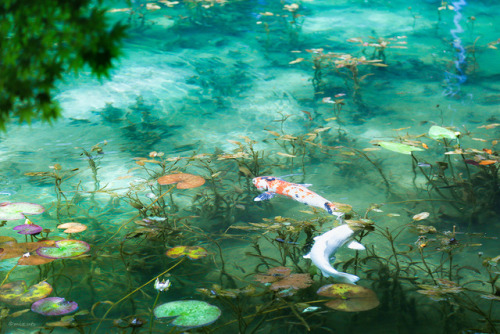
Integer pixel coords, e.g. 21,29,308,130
304,49,386,110
36,240,90,259
378,141,425,155
347,35,408,63
154,300,221,328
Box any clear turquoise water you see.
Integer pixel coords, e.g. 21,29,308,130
1,0,499,333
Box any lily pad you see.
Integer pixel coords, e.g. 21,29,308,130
317,283,380,312
154,300,221,328
36,240,90,259
0,281,53,306
379,142,424,155
165,246,208,260
0,240,56,260
429,126,459,140
17,253,55,266
31,297,78,316
157,173,205,189
0,202,45,221
13,224,43,235
57,222,87,234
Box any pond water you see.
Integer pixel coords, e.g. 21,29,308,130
1,0,499,333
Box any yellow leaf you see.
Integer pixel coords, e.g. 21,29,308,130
314,127,331,133
413,212,430,221
116,175,133,180
266,130,281,137
277,152,297,158
289,58,305,64
478,123,500,129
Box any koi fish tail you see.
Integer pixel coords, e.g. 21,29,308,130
334,271,360,284
319,265,360,284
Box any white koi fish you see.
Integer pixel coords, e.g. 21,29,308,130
303,224,365,284
252,176,342,217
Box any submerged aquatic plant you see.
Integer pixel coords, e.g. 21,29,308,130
303,48,386,109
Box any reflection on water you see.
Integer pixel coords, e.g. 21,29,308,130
1,0,499,333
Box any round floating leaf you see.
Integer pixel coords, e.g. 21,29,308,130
379,142,424,155
57,222,87,234
412,212,430,221
154,300,221,328
0,281,53,306
0,236,17,245
18,253,55,266
31,297,78,316
165,246,208,260
429,126,458,140
36,240,90,259
0,240,56,260
0,202,45,221
317,284,380,312
157,173,205,189
13,224,43,235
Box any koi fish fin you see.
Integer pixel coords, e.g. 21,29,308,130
254,191,277,201
298,183,313,188
324,202,336,215
347,240,365,250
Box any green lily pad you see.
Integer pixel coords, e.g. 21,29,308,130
165,246,208,260
429,126,459,140
379,141,424,155
0,281,53,306
36,240,90,259
0,202,45,221
154,300,221,328
317,283,379,312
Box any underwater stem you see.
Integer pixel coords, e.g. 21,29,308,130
92,257,185,334
148,291,161,334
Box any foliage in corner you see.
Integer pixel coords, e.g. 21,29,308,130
0,0,127,130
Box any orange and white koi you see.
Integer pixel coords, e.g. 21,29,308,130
252,176,341,216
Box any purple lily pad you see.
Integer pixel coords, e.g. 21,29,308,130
0,202,45,221
13,224,43,235
0,281,53,306
464,159,480,166
36,240,90,259
31,297,78,316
